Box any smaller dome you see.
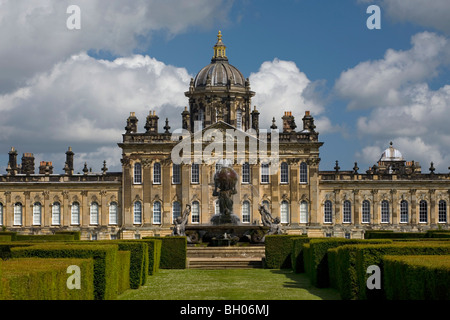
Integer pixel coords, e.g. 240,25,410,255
380,142,404,162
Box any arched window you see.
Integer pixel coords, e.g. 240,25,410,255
153,163,161,184
192,201,200,223
172,164,181,184
172,201,181,223
0,203,3,226
300,162,308,184
109,202,118,225
153,202,161,225
324,200,332,223
400,200,408,223
33,202,41,226
52,202,61,225
280,162,289,184
90,202,99,225
381,200,390,223
343,200,351,223
362,200,370,223
438,200,447,223
300,201,308,223
71,202,80,225
280,200,289,224
134,163,142,184
419,200,428,223
242,162,250,184
236,109,242,130
14,203,22,226
242,200,250,223
134,202,142,224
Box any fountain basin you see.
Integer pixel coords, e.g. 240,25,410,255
185,224,270,245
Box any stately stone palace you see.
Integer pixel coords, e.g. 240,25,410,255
0,32,448,240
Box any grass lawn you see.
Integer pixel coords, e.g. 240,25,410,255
118,269,341,300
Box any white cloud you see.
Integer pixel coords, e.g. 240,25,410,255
335,32,450,110
0,52,191,172
249,58,327,131
0,0,233,93
358,0,450,35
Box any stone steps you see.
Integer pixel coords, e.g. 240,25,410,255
186,245,265,269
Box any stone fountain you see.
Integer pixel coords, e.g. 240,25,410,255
172,165,282,246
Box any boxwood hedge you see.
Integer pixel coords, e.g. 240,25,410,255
143,236,186,269
0,258,94,300
382,255,450,300
354,243,450,300
117,251,131,294
264,235,307,269
11,244,119,300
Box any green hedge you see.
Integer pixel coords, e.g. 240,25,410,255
54,231,81,240
117,251,131,294
0,232,17,241
352,243,450,300
11,244,119,300
264,235,307,269
0,235,11,242
307,238,393,288
143,236,186,269
291,237,311,273
0,258,94,300
365,231,426,239
382,255,450,300
15,234,75,242
136,239,162,275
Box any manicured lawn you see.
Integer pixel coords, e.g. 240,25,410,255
118,269,341,300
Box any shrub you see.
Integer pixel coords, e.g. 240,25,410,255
0,235,11,242
0,258,94,300
55,231,81,240
137,238,162,275
365,231,426,239
291,237,311,273
308,238,392,288
264,235,307,269
382,255,450,300
11,244,119,300
117,251,131,294
354,243,450,300
143,236,186,269
0,232,17,241
15,234,75,242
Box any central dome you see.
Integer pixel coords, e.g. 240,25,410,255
194,62,246,88
380,142,404,162
193,31,246,88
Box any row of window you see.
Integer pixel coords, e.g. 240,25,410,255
0,202,119,226
133,162,309,185
323,199,448,224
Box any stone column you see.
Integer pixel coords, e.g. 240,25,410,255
410,189,417,225
372,189,378,225
353,190,360,225
334,189,340,224
391,189,398,225
429,189,436,225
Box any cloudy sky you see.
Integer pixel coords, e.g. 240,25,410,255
0,0,449,174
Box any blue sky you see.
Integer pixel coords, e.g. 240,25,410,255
0,0,449,173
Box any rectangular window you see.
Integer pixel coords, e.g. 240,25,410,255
439,200,447,223
172,164,181,184
71,203,80,225
109,203,118,225
191,164,200,184
300,162,308,184
324,201,332,224
33,203,41,226
242,162,250,184
0,204,3,226
419,200,428,223
153,202,161,224
400,200,408,223
362,200,370,223
343,201,351,223
381,201,389,223
300,201,308,224
90,203,99,225
14,204,22,226
52,203,61,225
242,201,250,223
134,163,142,184
153,163,161,184
261,163,269,184
192,202,200,223
134,202,142,224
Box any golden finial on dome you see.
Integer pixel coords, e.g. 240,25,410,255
213,30,227,60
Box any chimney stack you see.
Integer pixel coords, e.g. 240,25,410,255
21,153,35,175
282,111,296,133
39,161,53,175
64,147,74,175
125,112,138,134
7,147,18,175
145,110,159,133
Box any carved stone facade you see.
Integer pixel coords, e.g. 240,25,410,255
0,32,448,239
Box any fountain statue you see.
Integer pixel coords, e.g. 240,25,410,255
210,166,241,225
